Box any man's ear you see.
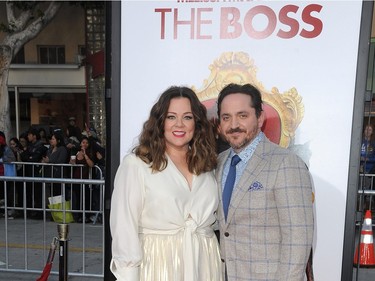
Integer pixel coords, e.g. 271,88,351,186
258,111,265,129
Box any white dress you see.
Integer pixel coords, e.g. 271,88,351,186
110,153,222,281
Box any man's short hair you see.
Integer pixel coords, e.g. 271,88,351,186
28,128,40,139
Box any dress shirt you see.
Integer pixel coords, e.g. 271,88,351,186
221,132,264,191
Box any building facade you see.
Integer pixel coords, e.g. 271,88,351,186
0,2,106,144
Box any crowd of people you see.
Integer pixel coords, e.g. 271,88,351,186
360,124,375,174
360,123,375,211
0,117,105,222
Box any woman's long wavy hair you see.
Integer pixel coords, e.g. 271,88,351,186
134,86,217,175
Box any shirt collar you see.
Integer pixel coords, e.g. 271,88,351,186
228,132,264,164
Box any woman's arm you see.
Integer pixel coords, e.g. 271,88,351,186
110,154,144,281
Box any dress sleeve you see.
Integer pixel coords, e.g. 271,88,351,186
110,154,145,281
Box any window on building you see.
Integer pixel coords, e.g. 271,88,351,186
364,40,375,119
12,46,25,64
78,45,86,56
76,45,86,65
38,46,65,64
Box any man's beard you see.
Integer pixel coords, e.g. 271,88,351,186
228,137,250,151
225,127,258,152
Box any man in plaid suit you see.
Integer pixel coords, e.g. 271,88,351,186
216,83,314,281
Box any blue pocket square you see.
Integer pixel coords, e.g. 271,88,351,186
249,181,263,191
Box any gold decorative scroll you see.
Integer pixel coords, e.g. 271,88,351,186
194,52,304,148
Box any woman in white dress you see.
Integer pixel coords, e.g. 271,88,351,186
110,86,222,281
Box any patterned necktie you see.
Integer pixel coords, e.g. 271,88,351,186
223,155,241,221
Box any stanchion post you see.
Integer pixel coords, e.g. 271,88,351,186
57,223,69,281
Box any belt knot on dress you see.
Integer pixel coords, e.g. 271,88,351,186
185,218,198,234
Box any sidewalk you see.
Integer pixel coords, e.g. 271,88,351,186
0,271,100,281
0,216,104,280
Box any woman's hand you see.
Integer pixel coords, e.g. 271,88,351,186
96,151,103,160
76,150,84,160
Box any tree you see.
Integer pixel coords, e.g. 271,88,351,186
0,1,62,140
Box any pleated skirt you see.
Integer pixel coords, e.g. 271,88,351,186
140,231,223,281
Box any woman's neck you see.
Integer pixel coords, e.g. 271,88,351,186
166,146,188,160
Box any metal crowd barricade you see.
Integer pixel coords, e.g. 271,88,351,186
355,173,375,276
0,162,105,279
358,173,375,214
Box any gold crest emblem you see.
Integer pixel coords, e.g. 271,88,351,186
194,52,304,148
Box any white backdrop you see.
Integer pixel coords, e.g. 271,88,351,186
120,1,363,280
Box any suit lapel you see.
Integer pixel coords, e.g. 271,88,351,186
226,138,270,225
216,150,230,187
216,150,230,223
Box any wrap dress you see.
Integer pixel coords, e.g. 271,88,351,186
110,153,222,281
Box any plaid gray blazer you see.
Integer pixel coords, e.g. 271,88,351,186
216,137,314,281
